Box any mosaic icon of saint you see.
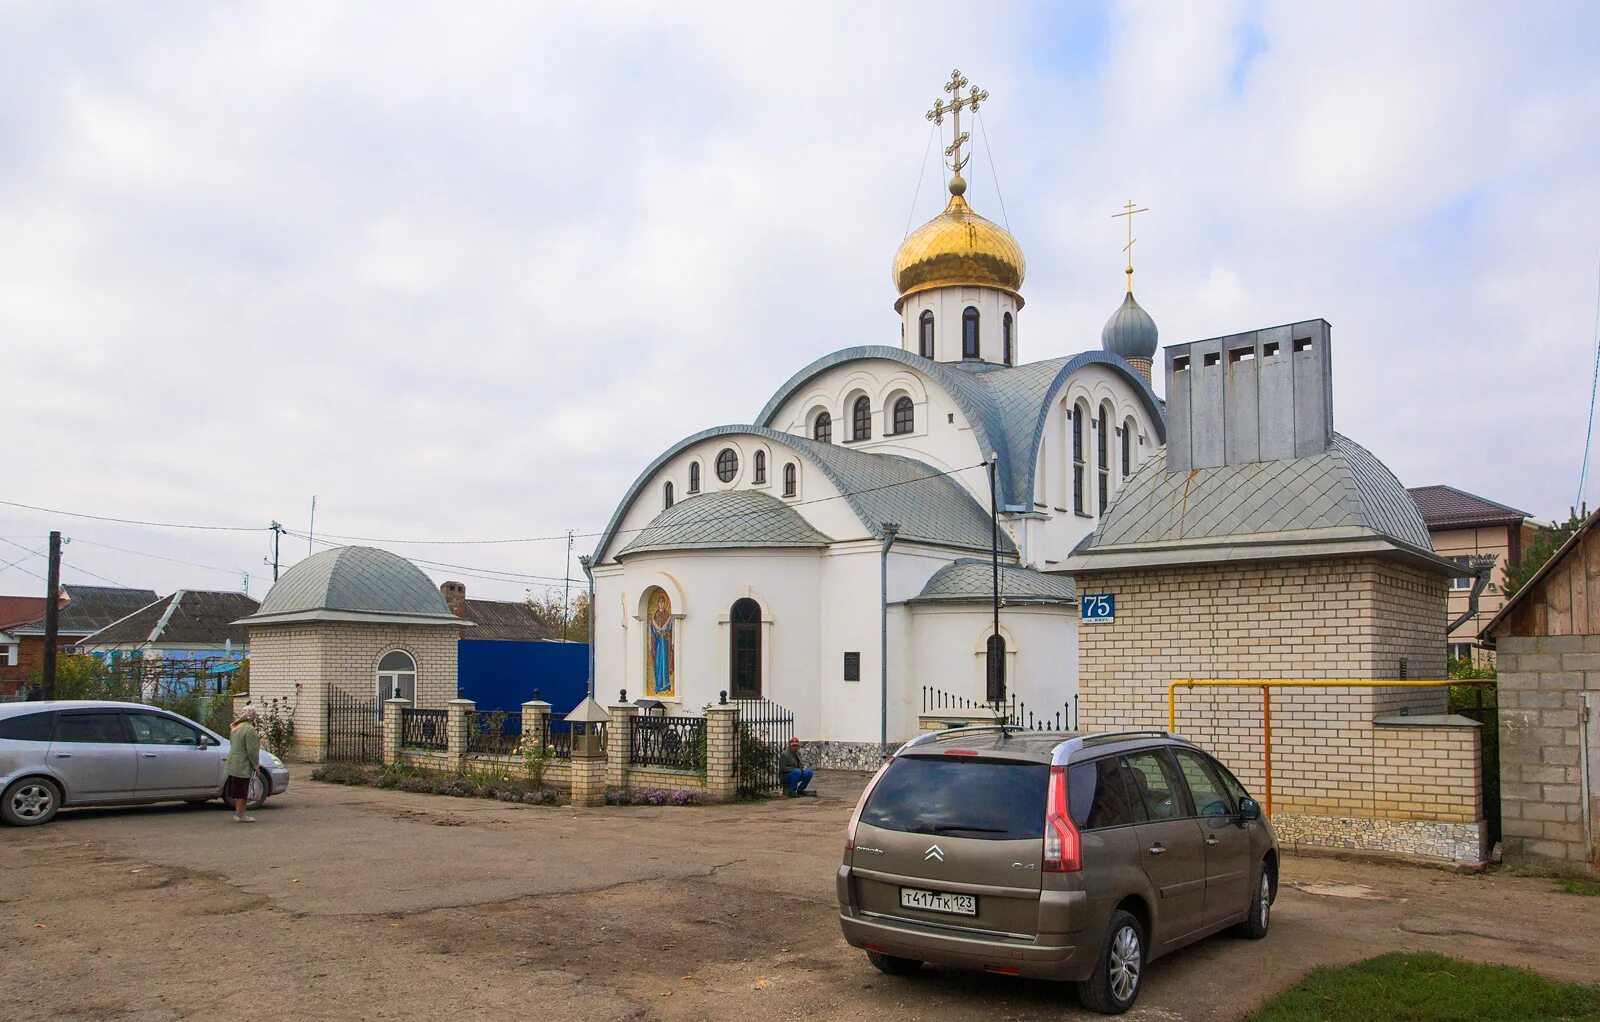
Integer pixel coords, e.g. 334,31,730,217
647,589,674,696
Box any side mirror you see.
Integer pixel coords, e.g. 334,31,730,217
1238,797,1261,823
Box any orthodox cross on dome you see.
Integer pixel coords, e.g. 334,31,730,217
1111,199,1149,292
926,69,988,193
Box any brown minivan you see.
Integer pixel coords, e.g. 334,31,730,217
837,727,1277,1014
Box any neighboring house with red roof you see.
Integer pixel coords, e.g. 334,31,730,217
1,585,159,697
1408,484,1535,662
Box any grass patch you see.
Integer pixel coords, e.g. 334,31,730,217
1554,875,1600,897
1244,952,1600,1022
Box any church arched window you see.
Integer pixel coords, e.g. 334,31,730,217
851,396,872,441
962,306,980,359
1002,312,1014,365
664,481,674,509
782,462,797,497
1121,416,1135,478
729,598,762,699
985,633,1006,703
919,311,935,359
813,411,832,445
753,450,767,484
1072,403,1087,516
1097,403,1111,514
688,461,701,494
715,447,738,483
892,396,914,435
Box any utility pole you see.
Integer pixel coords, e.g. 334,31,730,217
267,521,283,582
307,496,317,554
988,453,1003,706
41,531,61,701
577,554,595,699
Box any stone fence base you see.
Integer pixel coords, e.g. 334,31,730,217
1272,813,1486,864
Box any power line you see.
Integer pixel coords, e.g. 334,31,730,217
1577,258,1600,510
66,537,248,578
0,498,269,532
0,537,133,590
0,552,46,583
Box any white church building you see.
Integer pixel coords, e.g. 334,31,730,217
590,76,1166,764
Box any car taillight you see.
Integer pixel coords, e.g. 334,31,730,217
845,760,893,853
1042,764,1081,872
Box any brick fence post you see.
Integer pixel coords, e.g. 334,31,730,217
382,698,410,765
607,702,639,790
521,700,551,754
704,705,739,803
447,698,475,773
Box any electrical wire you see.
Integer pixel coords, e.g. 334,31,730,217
1576,258,1600,511
974,109,1011,231
0,498,269,532
0,537,132,590
0,552,46,582
904,120,938,238
66,538,248,579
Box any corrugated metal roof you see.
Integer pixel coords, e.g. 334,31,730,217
240,546,460,625
592,424,1014,564
911,559,1077,605
1065,434,1450,573
620,489,830,557
1407,484,1529,529
753,345,1165,509
460,599,558,641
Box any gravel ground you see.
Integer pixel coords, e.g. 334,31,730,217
2,767,1596,1021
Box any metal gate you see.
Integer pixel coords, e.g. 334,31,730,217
325,687,381,763
731,697,794,798
1451,683,1501,847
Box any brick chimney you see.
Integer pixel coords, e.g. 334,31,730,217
440,581,468,617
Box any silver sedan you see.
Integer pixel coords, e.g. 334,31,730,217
0,700,290,826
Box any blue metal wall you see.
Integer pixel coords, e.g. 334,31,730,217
456,640,589,715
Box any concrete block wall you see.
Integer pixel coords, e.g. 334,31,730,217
247,622,459,761
1077,554,1481,861
1497,634,1600,873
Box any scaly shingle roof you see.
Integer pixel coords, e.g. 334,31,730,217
593,424,1014,563
620,489,831,557
911,559,1077,605
81,590,259,648
239,546,464,627
1064,434,1455,574
11,585,160,637
1407,484,1529,529
754,345,1165,510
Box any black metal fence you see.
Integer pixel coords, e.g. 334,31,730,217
540,713,575,758
921,686,1078,732
732,697,794,798
325,688,380,763
467,710,520,755
402,707,448,750
630,715,706,772
1450,682,1500,846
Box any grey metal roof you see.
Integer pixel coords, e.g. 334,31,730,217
619,489,831,557
1064,434,1455,574
592,424,1014,564
910,559,1078,605
1101,291,1159,361
754,345,1166,510
239,546,463,627
11,585,160,637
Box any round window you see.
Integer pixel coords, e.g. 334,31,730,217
715,448,738,483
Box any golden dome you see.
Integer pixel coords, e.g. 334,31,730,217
892,185,1026,311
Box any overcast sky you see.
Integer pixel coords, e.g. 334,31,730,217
2,1,1598,605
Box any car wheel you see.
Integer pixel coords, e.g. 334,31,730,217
1237,861,1273,939
247,770,270,810
1076,909,1144,1015
865,950,922,976
2,777,62,827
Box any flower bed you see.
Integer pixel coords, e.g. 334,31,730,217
309,763,703,808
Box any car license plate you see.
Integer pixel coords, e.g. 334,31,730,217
900,887,976,916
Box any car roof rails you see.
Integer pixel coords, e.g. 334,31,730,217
902,723,1028,750
1074,729,1176,748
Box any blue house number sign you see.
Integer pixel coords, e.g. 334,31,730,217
1081,594,1116,623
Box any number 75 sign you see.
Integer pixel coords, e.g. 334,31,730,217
1081,593,1115,622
